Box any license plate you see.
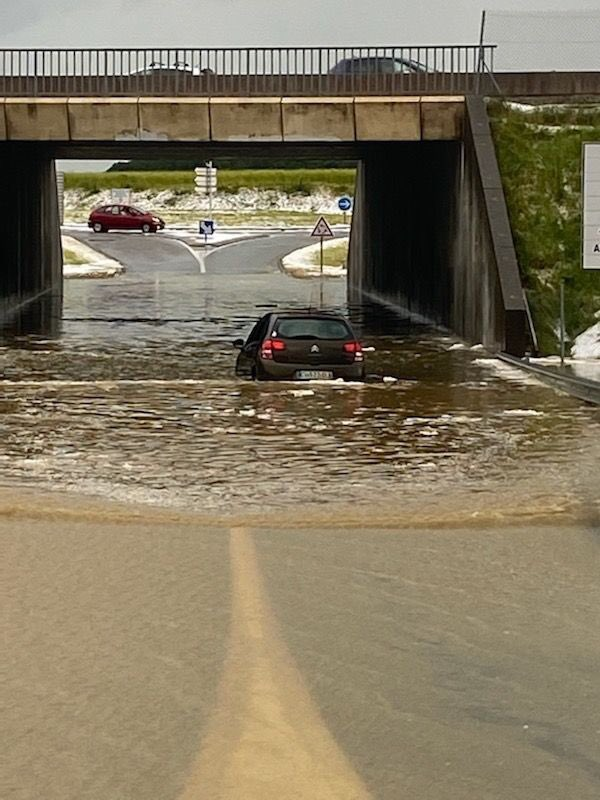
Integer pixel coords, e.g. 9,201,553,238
295,370,333,380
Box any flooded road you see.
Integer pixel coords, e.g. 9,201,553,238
2,232,600,799
0,232,598,513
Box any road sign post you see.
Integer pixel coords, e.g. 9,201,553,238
207,160,213,219
560,278,566,367
311,216,334,307
199,219,215,245
337,196,352,226
194,163,218,233
320,235,324,277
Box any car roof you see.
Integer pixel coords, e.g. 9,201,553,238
269,311,349,320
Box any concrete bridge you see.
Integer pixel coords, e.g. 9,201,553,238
0,45,556,354
0,95,463,142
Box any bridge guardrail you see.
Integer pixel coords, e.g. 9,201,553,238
0,45,495,97
498,353,600,406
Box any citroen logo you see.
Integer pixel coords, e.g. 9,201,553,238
310,344,320,353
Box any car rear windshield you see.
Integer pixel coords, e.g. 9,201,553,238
274,317,351,340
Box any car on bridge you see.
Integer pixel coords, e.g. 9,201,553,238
328,56,429,74
128,61,215,77
88,204,165,234
234,311,365,381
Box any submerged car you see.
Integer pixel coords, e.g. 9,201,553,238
234,312,365,381
88,204,165,234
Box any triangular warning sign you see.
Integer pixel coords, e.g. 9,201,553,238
311,216,334,238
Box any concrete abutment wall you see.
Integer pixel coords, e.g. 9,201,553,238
0,144,63,333
348,99,529,355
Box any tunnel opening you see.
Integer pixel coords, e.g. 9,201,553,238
0,143,432,354
0,101,530,358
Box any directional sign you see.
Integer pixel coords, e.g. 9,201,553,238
199,219,215,235
194,165,218,196
337,196,352,212
311,216,334,238
582,143,600,269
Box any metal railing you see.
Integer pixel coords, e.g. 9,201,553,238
0,46,496,96
498,353,600,406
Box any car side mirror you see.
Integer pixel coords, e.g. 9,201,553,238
232,339,245,349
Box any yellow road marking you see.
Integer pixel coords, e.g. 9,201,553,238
178,527,373,800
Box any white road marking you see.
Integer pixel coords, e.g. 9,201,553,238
178,527,373,800
171,239,206,273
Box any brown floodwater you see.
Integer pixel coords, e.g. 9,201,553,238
0,264,598,513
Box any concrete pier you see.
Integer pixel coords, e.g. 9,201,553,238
0,144,63,333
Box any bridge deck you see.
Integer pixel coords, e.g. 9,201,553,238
0,96,464,143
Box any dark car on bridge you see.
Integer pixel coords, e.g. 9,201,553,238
329,56,429,74
234,312,365,381
88,204,165,234
129,61,215,77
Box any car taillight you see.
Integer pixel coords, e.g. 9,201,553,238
343,341,364,361
261,338,286,359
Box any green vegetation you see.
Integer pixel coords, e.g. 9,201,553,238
108,158,355,171
489,101,600,354
64,169,356,196
63,248,87,265
309,241,348,268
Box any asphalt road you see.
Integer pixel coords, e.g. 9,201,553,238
69,229,318,276
204,232,316,274
71,229,201,274
3,492,600,800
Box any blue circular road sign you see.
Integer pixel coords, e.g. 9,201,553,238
338,196,352,212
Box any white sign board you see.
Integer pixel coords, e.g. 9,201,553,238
582,143,600,269
311,216,334,238
194,165,218,195
111,188,131,205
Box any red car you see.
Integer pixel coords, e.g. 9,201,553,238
88,204,165,234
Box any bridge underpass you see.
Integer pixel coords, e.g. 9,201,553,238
0,94,529,354
4,50,600,800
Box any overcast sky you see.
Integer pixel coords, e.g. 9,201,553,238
2,1,598,49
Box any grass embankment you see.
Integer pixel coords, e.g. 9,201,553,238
309,241,348,268
63,248,87,265
64,168,356,195
489,101,600,354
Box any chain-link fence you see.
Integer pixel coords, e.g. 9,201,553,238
482,9,600,71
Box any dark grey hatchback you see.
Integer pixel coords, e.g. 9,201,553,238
234,312,365,381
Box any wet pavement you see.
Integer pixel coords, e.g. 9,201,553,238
2,232,600,800
3,503,600,800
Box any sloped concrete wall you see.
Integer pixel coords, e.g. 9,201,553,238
0,144,62,334
455,98,528,355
